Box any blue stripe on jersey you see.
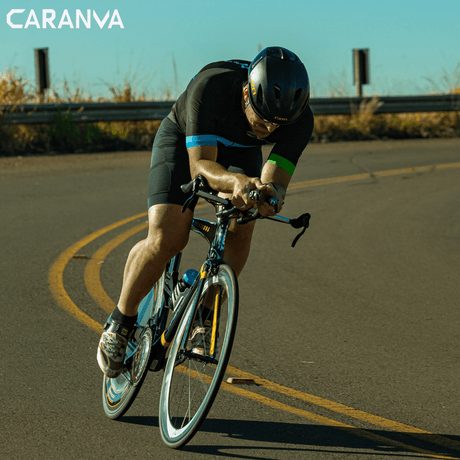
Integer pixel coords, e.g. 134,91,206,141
186,135,218,147
186,135,255,149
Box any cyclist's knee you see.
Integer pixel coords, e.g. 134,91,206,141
146,230,189,259
144,204,192,259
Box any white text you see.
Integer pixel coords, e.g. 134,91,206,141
6,9,124,29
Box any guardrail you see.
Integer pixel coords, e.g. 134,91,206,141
1,95,459,125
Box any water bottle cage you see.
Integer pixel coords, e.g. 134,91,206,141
170,268,200,311
171,290,186,312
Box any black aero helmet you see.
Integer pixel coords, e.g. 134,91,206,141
248,46,310,125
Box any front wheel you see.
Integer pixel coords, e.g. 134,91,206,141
159,263,238,448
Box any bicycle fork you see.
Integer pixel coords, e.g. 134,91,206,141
160,262,221,363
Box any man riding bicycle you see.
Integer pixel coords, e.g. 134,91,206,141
97,46,314,378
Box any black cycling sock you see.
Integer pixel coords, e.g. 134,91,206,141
111,306,137,327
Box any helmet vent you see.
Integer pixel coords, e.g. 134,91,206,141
293,88,303,102
256,85,264,106
274,84,281,100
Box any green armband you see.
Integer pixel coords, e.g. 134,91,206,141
267,154,295,176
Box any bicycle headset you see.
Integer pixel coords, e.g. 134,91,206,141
247,46,310,125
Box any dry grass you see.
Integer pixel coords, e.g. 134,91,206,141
1,68,459,157
0,69,162,156
312,97,460,143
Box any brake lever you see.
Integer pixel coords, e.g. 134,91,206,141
289,213,311,247
181,192,197,213
180,175,210,212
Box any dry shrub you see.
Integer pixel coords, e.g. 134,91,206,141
0,70,163,156
0,69,36,153
312,96,460,143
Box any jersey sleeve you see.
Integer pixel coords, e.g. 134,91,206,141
268,106,314,176
184,75,223,149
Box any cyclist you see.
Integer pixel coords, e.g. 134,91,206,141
98,46,314,378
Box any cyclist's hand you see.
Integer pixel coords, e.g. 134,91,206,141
231,175,263,211
256,182,285,217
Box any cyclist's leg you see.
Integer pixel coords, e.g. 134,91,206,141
221,216,255,277
117,204,193,317
217,146,262,277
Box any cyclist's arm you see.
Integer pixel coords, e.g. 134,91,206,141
188,145,262,208
257,106,313,215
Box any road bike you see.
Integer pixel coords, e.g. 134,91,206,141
101,175,311,448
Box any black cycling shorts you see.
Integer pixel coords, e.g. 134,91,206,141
147,117,263,209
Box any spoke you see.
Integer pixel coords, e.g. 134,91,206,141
168,360,214,428
160,265,236,447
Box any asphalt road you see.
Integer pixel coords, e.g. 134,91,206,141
1,138,459,460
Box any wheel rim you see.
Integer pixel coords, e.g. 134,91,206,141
160,267,236,443
131,328,153,384
103,328,152,411
104,372,132,410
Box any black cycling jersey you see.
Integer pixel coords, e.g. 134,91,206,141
147,117,263,209
168,59,314,175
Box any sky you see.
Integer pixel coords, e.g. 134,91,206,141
1,0,460,100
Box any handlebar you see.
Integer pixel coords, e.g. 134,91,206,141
180,175,311,247
235,189,278,224
249,189,279,211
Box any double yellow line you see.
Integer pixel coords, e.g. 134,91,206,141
49,212,148,334
48,162,460,458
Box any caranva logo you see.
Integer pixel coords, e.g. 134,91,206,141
6,9,124,29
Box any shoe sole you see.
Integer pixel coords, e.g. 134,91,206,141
97,347,124,379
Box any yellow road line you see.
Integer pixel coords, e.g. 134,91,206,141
435,162,460,170
290,173,370,189
174,367,457,459
289,162,460,190
219,382,457,460
226,366,428,432
225,366,460,454
48,163,460,456
84,222,148,314
48,212,147,334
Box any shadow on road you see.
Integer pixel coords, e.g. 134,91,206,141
119,415,460,458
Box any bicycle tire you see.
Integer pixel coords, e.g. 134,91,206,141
102,271,166,420
159,263,238,448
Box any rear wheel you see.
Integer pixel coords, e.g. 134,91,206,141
159,263,238,448
102,271,166,419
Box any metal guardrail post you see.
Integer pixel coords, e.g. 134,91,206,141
34,48,50,100
353,49,370,97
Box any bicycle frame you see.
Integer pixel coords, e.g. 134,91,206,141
144,203,234,369
102,174,310,436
